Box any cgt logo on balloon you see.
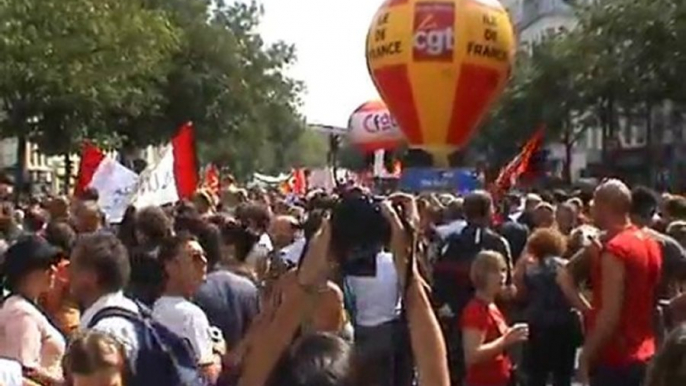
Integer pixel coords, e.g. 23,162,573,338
413,2,455,62
348,101,404,152
363,112,398,133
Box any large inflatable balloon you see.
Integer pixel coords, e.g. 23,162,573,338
366,0,515,164
347,100,405,153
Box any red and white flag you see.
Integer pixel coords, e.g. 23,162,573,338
75,143,139,223
131,122,199,208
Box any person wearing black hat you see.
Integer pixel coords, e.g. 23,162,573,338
0,235,66,386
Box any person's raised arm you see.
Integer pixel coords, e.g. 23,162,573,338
237,217,332,386
382,196,449,386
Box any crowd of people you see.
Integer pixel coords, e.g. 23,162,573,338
0,178,685,386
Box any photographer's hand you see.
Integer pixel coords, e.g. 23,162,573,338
297,215,332,289
388,192,420,230
380,200,410,287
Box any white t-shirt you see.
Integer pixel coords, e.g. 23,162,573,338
280,237,306,265
246,233,273,266
345,251,402,327
435,219,467,240
0,358,22,386
80,291,140,356
152,296,215,365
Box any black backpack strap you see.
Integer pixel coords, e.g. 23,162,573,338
87,299,156,329
88,303,186,370
87,306,143,329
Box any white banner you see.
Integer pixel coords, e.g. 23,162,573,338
130,145,180,208
89,157,139,223
308,168,336,192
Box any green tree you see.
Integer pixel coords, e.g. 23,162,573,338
283,130,329,169
0,0,178,190
475,0,686,184
111,0,304,180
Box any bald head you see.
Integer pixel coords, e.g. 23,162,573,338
595,179,632,213
74,200,103,233
593,179,632,229
269,215,299,249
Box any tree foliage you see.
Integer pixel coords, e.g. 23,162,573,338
0,0,178,154
0,0,308,182
111,0,307,179
474,0,686,182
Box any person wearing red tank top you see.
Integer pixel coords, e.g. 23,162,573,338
578,179,662,386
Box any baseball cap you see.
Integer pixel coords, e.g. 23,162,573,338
1,235,62,284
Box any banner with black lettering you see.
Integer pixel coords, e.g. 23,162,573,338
130,122,199,208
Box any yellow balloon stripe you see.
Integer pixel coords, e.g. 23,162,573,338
366,0,515,156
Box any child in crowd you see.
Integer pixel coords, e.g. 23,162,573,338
62,331,129,386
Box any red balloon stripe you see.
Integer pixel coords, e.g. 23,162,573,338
446,64,501,147
372,64,424,144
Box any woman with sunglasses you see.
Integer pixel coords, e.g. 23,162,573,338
0,236,66,386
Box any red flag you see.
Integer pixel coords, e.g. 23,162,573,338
493,126,544,193
293,169,307,195
202,164,221,197
171,122,199,200
75,143,106,196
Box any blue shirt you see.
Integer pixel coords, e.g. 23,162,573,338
194,270,259,349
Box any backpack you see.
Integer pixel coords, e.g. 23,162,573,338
434,225,510,314
524,257,577,328
88,303,208,386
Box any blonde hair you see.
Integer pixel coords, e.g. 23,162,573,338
470,250,507,290
63,330,128,380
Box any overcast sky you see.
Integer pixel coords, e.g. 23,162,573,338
258,0,382,128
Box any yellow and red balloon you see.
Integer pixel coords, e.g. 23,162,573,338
366,0,515,164
347,100,405,153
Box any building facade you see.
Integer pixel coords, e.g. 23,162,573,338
502,0,603,182
0,138,58,193
0,138,165,194
502,0,686,188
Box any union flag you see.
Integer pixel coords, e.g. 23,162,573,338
202,164,221,198
492,126,545,194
